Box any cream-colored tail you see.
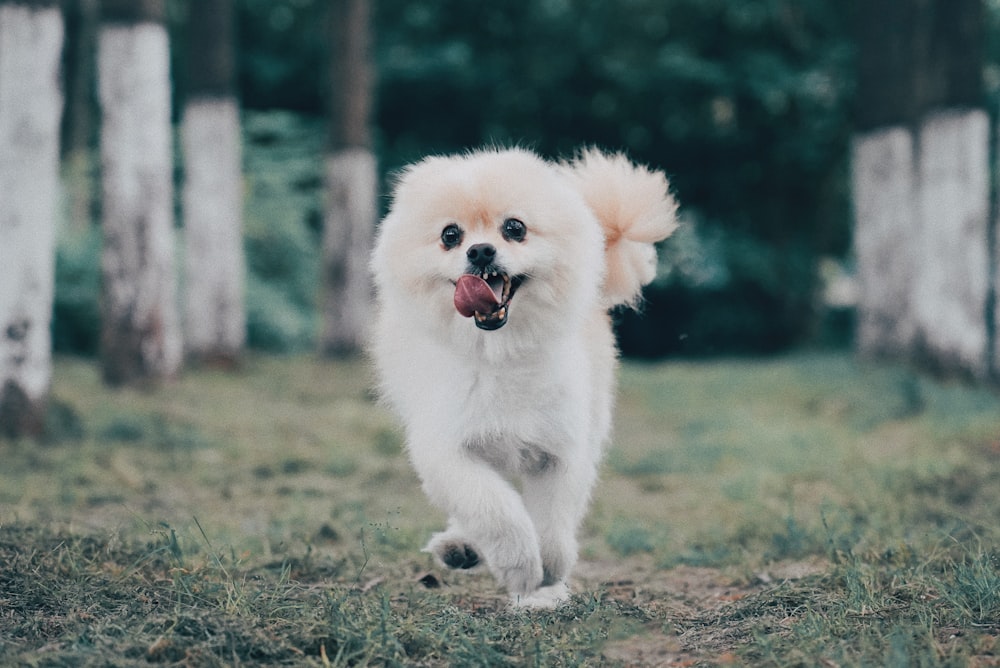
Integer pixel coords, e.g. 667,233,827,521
563,148,678,308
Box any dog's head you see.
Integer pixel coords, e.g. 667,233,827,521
372,148,606,338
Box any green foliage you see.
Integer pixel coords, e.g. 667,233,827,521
375,0,854,244
245,277,315,352
52,225,101,355
242,111,324,352
606,521,657,557
235,0,328,113
618,219,824,356
231,0,856,355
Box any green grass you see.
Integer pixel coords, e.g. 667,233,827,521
2,352,999,665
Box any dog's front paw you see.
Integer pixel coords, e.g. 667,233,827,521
441,543,480,569
510,581,570,609
424,531,483,572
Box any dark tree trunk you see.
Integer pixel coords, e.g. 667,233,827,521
327,0,373,151
320,0,377,357
99,0,164,24
184,0,236,99
854,0,983,133
62,0,99,230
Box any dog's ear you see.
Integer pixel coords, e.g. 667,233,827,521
387,155,451,203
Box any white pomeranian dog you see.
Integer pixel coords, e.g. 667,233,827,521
370,147,678,608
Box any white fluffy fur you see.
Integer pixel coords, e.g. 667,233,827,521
370,147,677,608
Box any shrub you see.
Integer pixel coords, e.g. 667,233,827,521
617,216,820,357
52,225,101,355
242,111,324,352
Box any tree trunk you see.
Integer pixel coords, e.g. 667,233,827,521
912,110,990,376
62,0,99,230
995,177,1000,377
98,0,182,386
322,148,377,356
320,0,376,357
182,0,245,365
0,0,63,437
851,126,918,359
852,0,990,380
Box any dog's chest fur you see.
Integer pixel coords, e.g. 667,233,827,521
454,356,573,477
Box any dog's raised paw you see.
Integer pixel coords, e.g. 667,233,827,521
442,543,480,570
424,531,484,572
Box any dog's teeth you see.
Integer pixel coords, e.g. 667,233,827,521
498,306,506,319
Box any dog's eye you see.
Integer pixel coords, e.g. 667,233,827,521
502,218,526,243
441,224,463,250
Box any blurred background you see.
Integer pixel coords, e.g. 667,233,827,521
6,0,1000,396
52,0,860,361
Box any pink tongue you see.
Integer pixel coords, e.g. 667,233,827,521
454,274,499,317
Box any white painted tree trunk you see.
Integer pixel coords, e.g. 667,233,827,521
0,4,63,435
852,126,918,359
320,148,377,355
853,110,991,379
913,110,990,376
995,144,1000,378
98,22,182,385
182,98,245,363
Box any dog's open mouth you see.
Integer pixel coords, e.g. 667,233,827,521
453,271,522,330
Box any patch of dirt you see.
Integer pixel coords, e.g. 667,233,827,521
573,557,828,665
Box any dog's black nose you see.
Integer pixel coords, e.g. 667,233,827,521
466,243,496,268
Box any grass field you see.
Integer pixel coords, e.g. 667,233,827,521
1,352,999,666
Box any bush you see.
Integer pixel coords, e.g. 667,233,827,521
245,276,316,352
52,225,101,355
617,217,819,357
242,111,324,352
606,520,658,557
373,0,854,357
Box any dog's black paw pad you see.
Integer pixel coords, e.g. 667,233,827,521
442,544,479,569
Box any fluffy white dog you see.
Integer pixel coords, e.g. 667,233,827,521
370,147,677,608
